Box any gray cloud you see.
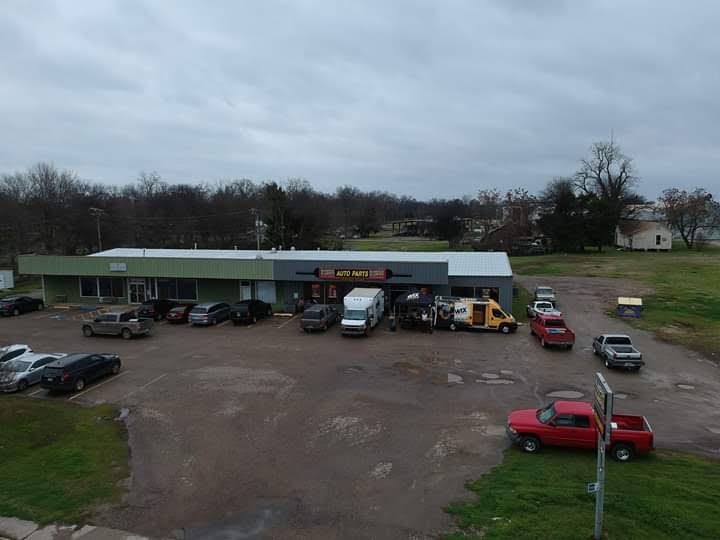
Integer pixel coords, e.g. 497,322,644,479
1,0,719,197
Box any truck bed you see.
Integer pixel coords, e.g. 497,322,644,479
612,414,650,432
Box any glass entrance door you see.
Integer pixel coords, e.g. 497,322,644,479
129,280,146,304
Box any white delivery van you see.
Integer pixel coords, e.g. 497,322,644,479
341,288,384,336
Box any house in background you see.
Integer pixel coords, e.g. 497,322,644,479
615,206,672,251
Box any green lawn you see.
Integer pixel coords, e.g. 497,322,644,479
446,447,720,540
344,237,453,251
510,243,720,356
512,286,533,323
0,398,129,525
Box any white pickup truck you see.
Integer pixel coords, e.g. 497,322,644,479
592,334,644,371
526,300,561,319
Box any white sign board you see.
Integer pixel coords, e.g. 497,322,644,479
109,263,127,272
587,482,599,494
0,270,14,289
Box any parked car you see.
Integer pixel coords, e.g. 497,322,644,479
41,353,121,393
0,344,33,364
506,400,654,461
0,296,44,316
593,334,644,371
0,352,65,392
301,304,339,332
165,304,196,324
189,302,231,326
136,299,178,321
530,313,575,349
82,310,153,339
526,300,562,319
230,300,272,325
533,286,556,305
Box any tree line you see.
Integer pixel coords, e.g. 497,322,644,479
1,140,717,265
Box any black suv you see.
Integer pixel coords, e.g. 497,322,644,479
41,353,121,393
230,300,272,325
137,299,178,320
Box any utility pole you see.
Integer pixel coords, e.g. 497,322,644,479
89,207,106,252
250,208,261,250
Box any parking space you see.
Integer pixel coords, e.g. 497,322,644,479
2,280,720,539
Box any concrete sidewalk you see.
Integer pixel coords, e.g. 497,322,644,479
0,517,156,540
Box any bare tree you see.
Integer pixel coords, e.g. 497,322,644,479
574,140,641,249
658,188,720,249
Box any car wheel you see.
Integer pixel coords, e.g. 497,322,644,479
111,362,121,375
520,436,540,453
154,314,162,321
121,328,132,340
252,315,257,324
267,308,273,317
232,320,238,326
566,344,573,350
449,323,457,332
82,325,94,337
322,324,328,331
303,328,310,333
212,318,217,325
611,443,634,462
37,302,44,311
540,338,546,348
593,347,598,356
74,378,86,392
500,324,510,334
17,379,28,392
12,308,20,316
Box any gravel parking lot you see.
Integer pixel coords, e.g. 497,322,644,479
1,277,719,539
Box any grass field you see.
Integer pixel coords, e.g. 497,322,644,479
510,243,720,356
511,286,532,323
0,398,129,525
445,447,720,540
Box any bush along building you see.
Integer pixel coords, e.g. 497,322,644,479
18,248,514,313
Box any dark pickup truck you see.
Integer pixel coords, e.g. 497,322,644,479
82,311,153,340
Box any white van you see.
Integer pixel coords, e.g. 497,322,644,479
341,288,384,336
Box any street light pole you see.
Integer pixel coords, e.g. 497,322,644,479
89,207,106,252
250,208,261,250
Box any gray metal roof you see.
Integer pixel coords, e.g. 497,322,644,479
90,248,513,277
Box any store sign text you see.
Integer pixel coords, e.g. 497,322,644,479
317,268,389,281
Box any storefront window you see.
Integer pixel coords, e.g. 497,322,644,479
239,280,251,300
328,284,337,299
311,283,321,299
80,277,98,297
157,278,178,299
177,279,198,300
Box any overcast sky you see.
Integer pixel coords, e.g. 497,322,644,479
2,1,719,198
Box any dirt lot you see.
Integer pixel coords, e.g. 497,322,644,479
1,276,719,539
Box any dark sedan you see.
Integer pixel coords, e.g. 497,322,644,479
0,296,44,317
165,304,196,324
41,353,121,393
230,300,272,325
136,299,178,321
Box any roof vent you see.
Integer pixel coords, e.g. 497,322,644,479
290,246,296,251
271,247,277,253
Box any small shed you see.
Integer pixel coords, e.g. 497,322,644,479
617,297,643,318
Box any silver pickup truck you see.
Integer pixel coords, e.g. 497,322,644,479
592,334,644,371
82,311,153,340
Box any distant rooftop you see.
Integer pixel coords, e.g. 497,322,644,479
89,248,513,277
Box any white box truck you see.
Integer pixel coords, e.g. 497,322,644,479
341,288,384,336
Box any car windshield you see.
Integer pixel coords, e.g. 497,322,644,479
3,360,30,372
545,319,565,327
537,404,556,424
344,309,366,320
537,288,553,295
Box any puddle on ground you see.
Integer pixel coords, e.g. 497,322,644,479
676,384,695,390
615,393,627,399
342,366,365,374
546,390,584,399
481,373,500,379
500,370,513,375
707,427,720,435
447,373,464,384
477,379,514,385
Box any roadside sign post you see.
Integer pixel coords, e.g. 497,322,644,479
592,372,613,540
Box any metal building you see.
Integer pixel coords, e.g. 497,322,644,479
18,248,515,312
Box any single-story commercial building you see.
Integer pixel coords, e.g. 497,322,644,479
18,248,515,312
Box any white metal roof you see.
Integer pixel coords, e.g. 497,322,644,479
90,248,513,277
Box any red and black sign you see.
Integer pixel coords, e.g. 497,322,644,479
315,268,391,281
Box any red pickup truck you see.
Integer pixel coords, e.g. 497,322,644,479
506,400,654,461
530,313,575,349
